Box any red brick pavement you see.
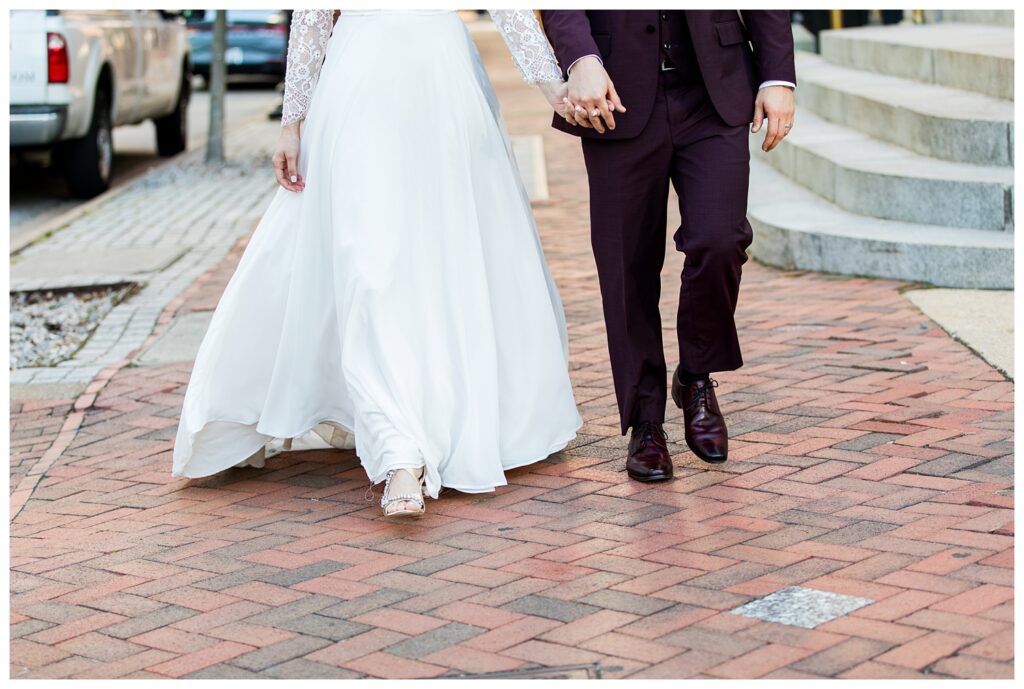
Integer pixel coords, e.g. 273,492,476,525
8,28,1013,679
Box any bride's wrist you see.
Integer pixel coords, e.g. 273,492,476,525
537,80,564,97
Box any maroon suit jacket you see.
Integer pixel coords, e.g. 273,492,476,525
540,10,796,139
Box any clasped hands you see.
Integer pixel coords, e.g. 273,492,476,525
543,55,795,150
541,56,624,134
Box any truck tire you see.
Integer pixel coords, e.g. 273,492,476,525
155,70,190,157
64,87,113,199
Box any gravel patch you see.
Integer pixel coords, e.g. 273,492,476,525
134,154,270,191
10,286,133,369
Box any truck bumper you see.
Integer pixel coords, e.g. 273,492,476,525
10,105,67,146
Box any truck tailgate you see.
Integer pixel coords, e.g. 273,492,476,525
9,10,50,104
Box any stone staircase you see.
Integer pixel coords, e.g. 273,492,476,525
748,19,1014,288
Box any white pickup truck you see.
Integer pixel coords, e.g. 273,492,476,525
10,9,192,198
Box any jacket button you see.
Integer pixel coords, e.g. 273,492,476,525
645,25,656,34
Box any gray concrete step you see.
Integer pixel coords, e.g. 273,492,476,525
924,10,1014,27
795,52,1014,166
747,157,1013,289
820,23,1013,100
756,110,1013,232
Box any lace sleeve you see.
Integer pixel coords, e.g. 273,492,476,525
281,10,335,126
489,10,563,84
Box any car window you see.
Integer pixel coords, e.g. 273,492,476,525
185,10,286,24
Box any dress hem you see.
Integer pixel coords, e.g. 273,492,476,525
369,416,584,495
172,413,354,479
174,413,584,492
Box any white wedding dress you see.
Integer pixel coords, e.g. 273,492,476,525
171,10,582,499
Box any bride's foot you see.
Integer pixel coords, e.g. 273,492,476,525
380,467,425,520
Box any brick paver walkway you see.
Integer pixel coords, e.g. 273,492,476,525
9,27,1013,679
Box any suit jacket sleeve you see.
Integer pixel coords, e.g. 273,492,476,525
741,11,797,86
539,10,601,79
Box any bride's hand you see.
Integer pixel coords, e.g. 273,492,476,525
537,80,577,126
273,122,304,192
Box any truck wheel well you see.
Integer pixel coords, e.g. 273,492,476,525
95,63,112,99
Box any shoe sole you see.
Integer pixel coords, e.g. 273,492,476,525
627,472,673,482
689,445,727,464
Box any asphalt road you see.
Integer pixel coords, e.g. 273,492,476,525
9,82,282,248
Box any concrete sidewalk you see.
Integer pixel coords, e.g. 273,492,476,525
9,27,1013,680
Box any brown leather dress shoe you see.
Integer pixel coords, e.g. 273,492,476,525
626,421,673,482
672,367,728,464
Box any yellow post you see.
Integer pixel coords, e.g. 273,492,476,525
830,9,843,30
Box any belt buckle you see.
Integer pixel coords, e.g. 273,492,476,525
660,59,677,72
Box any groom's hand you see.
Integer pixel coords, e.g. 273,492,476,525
752,85,795,152
567,56,625,134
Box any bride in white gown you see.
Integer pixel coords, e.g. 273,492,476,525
171,9,583,518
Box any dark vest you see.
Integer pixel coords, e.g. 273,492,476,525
659,10,699,80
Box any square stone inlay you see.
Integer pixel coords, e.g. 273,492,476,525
728,586,874,629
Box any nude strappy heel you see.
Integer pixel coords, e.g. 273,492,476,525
380,468,426,520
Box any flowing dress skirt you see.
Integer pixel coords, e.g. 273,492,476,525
171,11,582,499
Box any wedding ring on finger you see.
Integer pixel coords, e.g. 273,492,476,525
784,123,792,129
590,109,600,118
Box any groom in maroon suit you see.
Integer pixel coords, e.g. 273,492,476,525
540,10,796,481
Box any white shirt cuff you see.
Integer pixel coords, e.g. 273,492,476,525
567,54,602,75
759,80,796,90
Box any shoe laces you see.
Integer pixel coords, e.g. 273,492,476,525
689,377,718,412
636,422,666,449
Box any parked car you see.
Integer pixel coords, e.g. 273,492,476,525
185,10,289,85
9,9,192,198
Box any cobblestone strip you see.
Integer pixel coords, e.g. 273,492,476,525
9,362,117,517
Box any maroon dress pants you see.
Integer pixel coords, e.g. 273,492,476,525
580,66,753,434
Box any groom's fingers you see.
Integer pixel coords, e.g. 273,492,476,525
586,103,607,133
763,115,781,152
595,99,614,131
751,100,765,134
608,82,626,113
593,88,616,130
573,105,593,128
562,98,577,126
